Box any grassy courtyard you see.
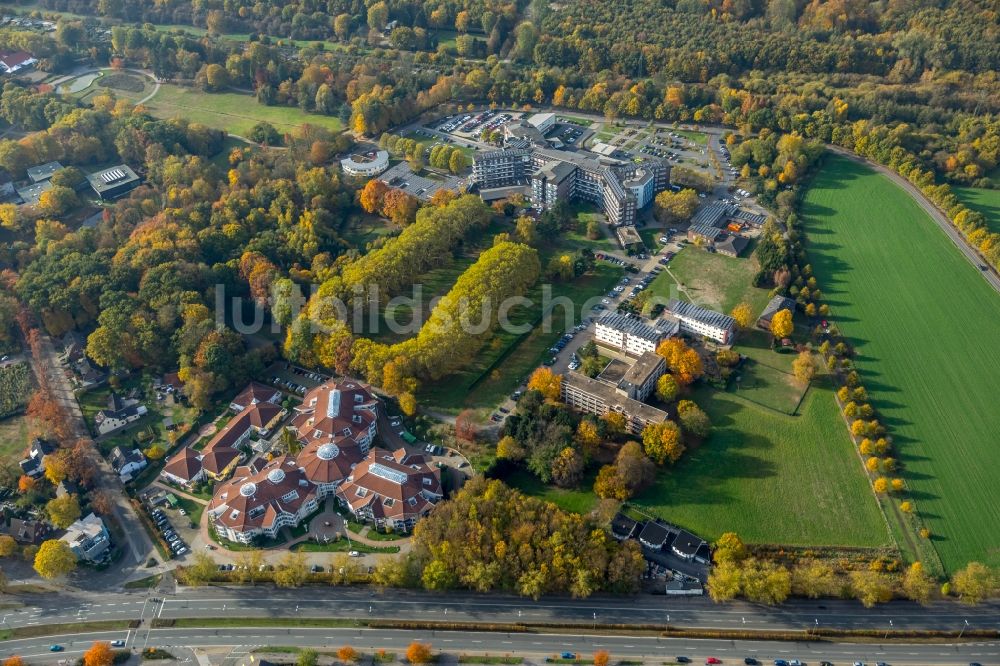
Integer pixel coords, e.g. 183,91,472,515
504,468,599,515
143,84,344,137
801,154,1000,570
645,246,771,316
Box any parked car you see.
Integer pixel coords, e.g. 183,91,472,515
348,550,361,557
676,659,691,664
745,659,758,665
706,658,722,665
111,640,125,647
774,660,789,666
560,653,576,660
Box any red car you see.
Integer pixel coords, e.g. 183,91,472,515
706,659,723,665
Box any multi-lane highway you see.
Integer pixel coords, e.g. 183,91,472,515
4,588,1000,634
4,625,999,665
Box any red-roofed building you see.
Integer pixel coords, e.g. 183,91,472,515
229,381,281,413
336,448,442,532
0,51,37,74
207,455,319,544
161,447,205,487
291,380,378,453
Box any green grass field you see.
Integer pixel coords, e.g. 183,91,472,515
143,85,343,137
633,383,889,546
801,154,1000,569
953,186,1000,234
646,247,771,316
0,415,30,466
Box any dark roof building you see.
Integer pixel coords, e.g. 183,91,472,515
665,298,737,345
671,529,707,561
26,161,63,183
715,234,750,257
611,513,638,540
638,521,671,549
87,165,140,200
1,517,50,545
230,381,281,413
16,180,51,206
758,295,797,330
19,438,56,477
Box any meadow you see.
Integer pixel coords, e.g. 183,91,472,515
633,383,889,546
645,246,771,316
953,186,1000,234
801,154,1000,569
142,85,343,138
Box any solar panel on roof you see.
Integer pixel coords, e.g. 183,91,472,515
369,462,407,485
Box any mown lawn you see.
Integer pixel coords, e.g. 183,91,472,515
645,246,770,316
143,84,343,137
0,415,30,466
953,186,1000,234
632,384,889,547
801,154,1000,569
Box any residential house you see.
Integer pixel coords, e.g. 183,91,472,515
671,529,709,563
1,517,50,545
110,446,147,483
94,393,147,436
638,521,670,549
0,50,37,74
161,447,205,487
229,381,280,413
61,513,111,562
610,513,638,540
19,438,56,478
757,295,797,331
715,234,749,258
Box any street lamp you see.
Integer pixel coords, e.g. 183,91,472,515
884,619,893,640
959,619,969,639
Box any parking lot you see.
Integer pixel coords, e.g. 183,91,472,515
264,362,331,397
140,489,193,560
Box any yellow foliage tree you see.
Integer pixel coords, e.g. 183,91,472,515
83,642,114,666
730,302,754,330
33,539,77,579
405,642,433,664
527,367,562,401
641,421,684,465
769,308,794,339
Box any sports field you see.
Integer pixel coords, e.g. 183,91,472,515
633,383,889,547
801,155,1000,570
143,85,343,137
953,186,1000,234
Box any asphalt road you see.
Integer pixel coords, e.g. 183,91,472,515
4,626,999,665
4,588,1000,635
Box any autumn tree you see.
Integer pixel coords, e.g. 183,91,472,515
275,551,309,588
603,412,626,436
382,188,420,226
641,420,684,465
181,552,218,586
951,562,996,604
575,419,601,457
769,308,794,339
550,447,584,488
496,435,526,461
3,656,24,666
654,188,699,223
46,494,81,529
676,400,711,438
655,373,679,402
454,409,479,442
359,178,389,214
405,642,433,664
593,464,628,500
0,535,17,557
594,650,610,666
730,302,754,330
527,367,562,401
399,392,417,417
33,539,77,579
741,559,792,605
656,338,703,385
83,642,114,666
337,646,359,663
792,351,818,384
708,561,742,601
713,532,748,564
902,562,934,604
850,570,893,608
297,650,318,666
791,559,837,598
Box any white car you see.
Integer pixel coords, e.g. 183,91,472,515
658,236,669,244
348,550,361,557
